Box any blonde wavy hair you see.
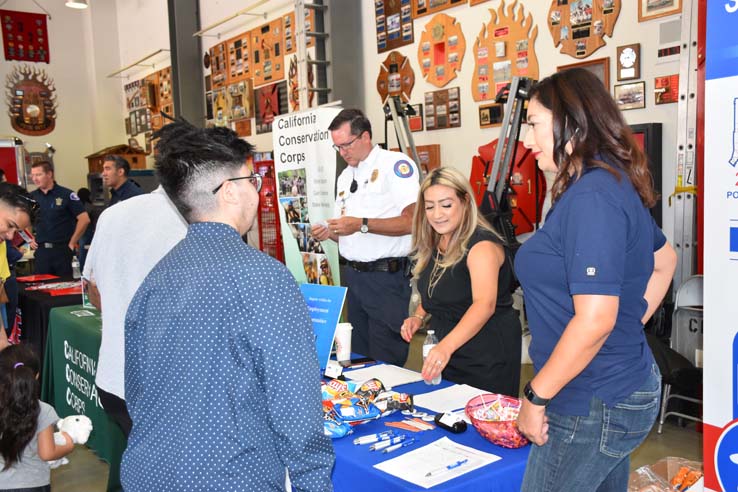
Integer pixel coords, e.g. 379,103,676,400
411,167,500,282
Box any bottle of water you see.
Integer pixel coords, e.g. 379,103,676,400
71,255,81,279
422,330,442,385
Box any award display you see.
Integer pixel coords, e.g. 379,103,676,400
616,43,640,81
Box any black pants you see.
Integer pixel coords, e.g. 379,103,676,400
33,246,73,276
98,386,132,438
344,267,411,367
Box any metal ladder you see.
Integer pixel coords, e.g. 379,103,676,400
670,0,700,296
384,96,421,178
295,0,331,108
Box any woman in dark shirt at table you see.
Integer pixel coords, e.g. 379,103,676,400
400,167,521,396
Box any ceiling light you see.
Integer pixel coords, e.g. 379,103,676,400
65,0,88,9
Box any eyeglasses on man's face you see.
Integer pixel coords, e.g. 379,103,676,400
332,133,362,153
212,173,263,194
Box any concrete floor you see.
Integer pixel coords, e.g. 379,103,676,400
51,332,702,491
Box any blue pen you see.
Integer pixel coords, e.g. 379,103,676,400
424,458,469,477
353,430,394,445
381,438,416,454
369,434,407,451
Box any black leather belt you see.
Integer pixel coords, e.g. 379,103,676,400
347,257,407,273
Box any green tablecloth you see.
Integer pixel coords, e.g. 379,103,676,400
40,305,126,492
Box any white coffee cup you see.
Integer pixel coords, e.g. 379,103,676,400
335,323,353,362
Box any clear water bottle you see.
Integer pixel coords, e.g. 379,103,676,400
422,330,442,385
71,255,81,279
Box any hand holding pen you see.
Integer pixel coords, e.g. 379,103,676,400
425,458,469,477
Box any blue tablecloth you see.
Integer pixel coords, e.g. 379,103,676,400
330,369,529,491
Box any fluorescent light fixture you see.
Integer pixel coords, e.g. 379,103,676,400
65,0,88,9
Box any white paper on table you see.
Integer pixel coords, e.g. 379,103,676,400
342,365,423,389
373,436,501,489
412,384,488,414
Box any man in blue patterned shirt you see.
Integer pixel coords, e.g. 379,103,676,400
122,121,334,491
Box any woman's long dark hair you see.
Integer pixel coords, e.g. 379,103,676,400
0,344,41,470
529,68,656,207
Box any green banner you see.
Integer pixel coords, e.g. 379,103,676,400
41,306,126,492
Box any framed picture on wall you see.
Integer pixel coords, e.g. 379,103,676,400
614,81,646,111
638,0,682,22
557,57,610,90
478,103,503,128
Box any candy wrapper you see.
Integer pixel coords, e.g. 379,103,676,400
321,378,396,438
373,391,413,416
331,397,381,423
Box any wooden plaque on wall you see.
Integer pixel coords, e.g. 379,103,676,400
413,0,465,19
255,80,288,134
377,51,415,104
209,42,228,89
417,13,466,88
284,9,315,55
375,0,414,53
424,87,461,130
472,0,539,102
226,31,251,83
158,66,173,117
547,0,621,59
251,18,285,88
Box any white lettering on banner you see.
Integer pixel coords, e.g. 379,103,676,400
66,387,85,413
63,340,97,376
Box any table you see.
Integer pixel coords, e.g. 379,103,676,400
331,371,530,491
41,305,126,492
18,278,80,362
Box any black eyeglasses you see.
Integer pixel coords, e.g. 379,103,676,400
212,173,263,194
332,134,361,153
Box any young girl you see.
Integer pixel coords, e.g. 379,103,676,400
0,344,75,492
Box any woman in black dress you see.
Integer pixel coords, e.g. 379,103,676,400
400,167,521,396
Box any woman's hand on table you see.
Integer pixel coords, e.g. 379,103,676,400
400,316,423,343
517,398,549,446
421,344,450,382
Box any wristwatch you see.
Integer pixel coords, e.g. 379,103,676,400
523,381,550,406
360,217,369,234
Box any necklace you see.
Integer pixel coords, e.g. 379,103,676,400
426,249,445,298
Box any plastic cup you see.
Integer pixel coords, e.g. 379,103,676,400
335,323,353,362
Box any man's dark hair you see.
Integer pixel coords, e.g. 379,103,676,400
0,182,39,223
30,160,53,174
328,109,372,139
104,155,131,177
152,119,254,222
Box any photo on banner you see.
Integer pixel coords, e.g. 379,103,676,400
273,107,342,285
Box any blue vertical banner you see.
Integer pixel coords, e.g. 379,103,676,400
705,1,738,491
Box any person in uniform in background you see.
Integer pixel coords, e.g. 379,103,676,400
29,161,90,276
313,109,419,367
102,155,144,206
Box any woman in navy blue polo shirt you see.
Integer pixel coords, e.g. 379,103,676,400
514,68,677,491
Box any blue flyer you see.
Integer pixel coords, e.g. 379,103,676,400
300,284,347,371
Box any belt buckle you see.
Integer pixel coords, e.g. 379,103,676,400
44,242,54,249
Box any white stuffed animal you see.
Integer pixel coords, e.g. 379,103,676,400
47,415,93,469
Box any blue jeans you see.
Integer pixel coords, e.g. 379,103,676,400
522,363,661,492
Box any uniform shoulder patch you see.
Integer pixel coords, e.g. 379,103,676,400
69,192,80,201
393,160,414,178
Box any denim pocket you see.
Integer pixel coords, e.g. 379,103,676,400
600,364,661,458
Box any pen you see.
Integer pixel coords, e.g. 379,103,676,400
424,459,469,477
381,438,415,453
353,431,394,445
369,434,407,451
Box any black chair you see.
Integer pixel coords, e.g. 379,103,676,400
646,333,702,433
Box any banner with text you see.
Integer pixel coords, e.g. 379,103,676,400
273,107,342,285
704,1,738,490
300,283,347,371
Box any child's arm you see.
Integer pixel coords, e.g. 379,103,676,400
37,426,74,461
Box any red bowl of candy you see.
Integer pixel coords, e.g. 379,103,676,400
465,393,529,448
